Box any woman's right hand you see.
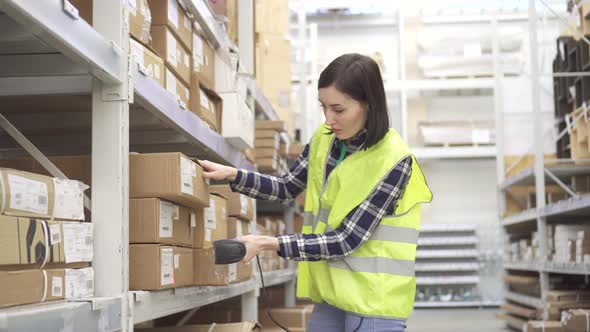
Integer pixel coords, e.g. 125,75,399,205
198,160,238,181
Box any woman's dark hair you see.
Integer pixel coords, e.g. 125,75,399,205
318,53,389,149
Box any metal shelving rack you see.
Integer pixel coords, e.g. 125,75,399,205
0,0,297,330
496,0,590,314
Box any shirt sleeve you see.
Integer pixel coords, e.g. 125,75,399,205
230,144,309,203
277,156,413,261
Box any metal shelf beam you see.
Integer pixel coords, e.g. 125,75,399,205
131,270,296,324
504,291,544,309
414,301,502,308
499,165,590,191
0,0,124,84
412,146,497,160
388,78,495,91
505,261,590,275
132,65,254,170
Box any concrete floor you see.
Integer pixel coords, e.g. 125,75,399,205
407,308,511,332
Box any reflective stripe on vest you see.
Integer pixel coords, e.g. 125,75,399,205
328,256,415,277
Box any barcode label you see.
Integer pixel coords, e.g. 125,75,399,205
161,248,174,285
180,157,195,195
50,224,62,245
8,174,49,215
52,277,63,297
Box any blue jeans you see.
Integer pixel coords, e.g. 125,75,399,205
307,302,406,332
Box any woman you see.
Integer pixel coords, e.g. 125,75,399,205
200,53,432,332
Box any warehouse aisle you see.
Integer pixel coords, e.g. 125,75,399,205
407,309,508,332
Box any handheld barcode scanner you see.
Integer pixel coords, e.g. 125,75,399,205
213,240,291,332
213,240,246,264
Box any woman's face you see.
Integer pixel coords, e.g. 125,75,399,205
319,85,368,140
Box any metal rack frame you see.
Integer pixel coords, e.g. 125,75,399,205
0,1,297,330
497,0,590,311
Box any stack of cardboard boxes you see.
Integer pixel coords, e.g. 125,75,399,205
71,0,225,136
0,168,94,307
129,153,208,290
255,120,288,173
211,184,256,284
257,215,288,272
254,0,293,137
137,322,261,332
554,225,590,264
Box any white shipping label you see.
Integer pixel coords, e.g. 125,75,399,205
154,66,161,79
128,0,137,16
236,221,243,238
159,201,176,238
65,268,94,299
174,254,180,270
8,174,49,215
52,179,86,220
130,40,145,67
240,195,249,216
205,228,212,242
184,54,190,67
52,276,63,297
205,198,216,229
49,224,62,245
190,212,196,227
463,43,482,57
63,222,93,263
167,0,179,29
472,129,491,144
192,35,203,72
167,32,178,67
228,264,237,283
166,70,177,96
183,86,189,101
161,248,174,286
180,157,195,195
200,90,210,109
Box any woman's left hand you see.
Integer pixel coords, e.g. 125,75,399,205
239,235,280,263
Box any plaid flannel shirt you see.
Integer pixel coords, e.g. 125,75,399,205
231,131,413,261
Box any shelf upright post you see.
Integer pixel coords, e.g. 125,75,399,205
529,0,550,296
242,200,259,321
238,0,254,75
284,203,296,307
91,0,131,330
298,1,308,142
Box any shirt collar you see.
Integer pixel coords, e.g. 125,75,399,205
337,129,366,153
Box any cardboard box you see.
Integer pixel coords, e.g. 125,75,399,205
131,39,165,87
257,157,278,172
137,322,261,332
0,267,94,307
220,91,255,150
0,216,93,267
226,0,238,44
69,0,151,45
255,120,286,132
129,0,152,45
130,245,193,290
254,0,289,35
190,87,223,133
255,148,277,159
525,321,564,332
192,32,215,91
165,67,190,109
193,248,235,285
244,149,256,164
211,185,255,221
152,25,191,85
192,194,228,248
255,137,280,149
227,217,251,239
130,198,193,247
258,305,314,330
255,129,280,139
129,153,210,210
148,0,192,51
563,309,590,332
0,168,87,220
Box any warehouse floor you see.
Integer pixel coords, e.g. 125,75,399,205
407,308,507,332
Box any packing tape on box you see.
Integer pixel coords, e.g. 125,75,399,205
40,270,48,303
40,220,50,269
0,169,5,215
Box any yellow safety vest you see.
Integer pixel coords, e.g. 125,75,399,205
297,125,432,319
